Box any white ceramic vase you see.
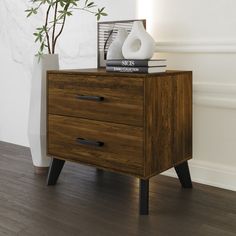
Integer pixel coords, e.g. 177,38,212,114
107,28,128,60
122,21,155,60
28,54,59,170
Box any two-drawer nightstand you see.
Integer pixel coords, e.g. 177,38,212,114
46,68,193,215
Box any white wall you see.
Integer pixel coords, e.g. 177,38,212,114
138,0,236,191
0,0,137,146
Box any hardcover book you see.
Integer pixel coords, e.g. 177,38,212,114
106,59,167,67
106,66,166,74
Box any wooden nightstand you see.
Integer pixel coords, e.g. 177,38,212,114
46,68,193,215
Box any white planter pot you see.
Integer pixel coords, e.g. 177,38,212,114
122,21,155,60
28,54,59,168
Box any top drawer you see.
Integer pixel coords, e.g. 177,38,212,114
47,73,144,126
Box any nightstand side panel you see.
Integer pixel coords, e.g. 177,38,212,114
144,72,192,178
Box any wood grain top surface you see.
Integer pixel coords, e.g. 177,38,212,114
47,68,192,77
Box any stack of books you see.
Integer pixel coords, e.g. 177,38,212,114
106,59,167,74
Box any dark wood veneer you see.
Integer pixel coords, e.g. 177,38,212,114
48,114,144,176
47,68,193,215
48,74,144,126
144,72,192,177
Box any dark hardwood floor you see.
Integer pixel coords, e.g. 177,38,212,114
0,141,235,236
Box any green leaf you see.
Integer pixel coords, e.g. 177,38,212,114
25,8,35,17
87,2,94,7
96,13,101,21
40,43,45,52
70,0,77,6
66,11,72,16
34,31,43,43
35,51,43,63
32,8,38,14
42,25,47,31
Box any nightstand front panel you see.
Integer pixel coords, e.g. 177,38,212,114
48,74,144,126
48,114,144,176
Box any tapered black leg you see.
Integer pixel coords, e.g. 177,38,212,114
96,168,104,174
175,161,192,188
47,158,65,186
139,179,149,215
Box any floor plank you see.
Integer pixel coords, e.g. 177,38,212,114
0,141,235,236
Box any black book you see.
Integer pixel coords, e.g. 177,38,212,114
106,66,166,74
106,59,167,67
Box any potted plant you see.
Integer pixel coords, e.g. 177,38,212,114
26,0,107,174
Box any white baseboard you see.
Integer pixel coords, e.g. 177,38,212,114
162,160,236,191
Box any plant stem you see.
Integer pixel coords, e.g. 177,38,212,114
52,2,58,54
53,3,70,52
53,16,66,51
73,7,96,14
45,5,51,54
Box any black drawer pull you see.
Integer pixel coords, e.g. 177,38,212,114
76,138,104,147
76,95,104,101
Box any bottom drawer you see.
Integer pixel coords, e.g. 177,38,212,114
47,115,144,176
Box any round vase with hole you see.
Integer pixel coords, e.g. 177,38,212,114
122,21,155,60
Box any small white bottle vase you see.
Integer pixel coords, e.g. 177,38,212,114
107,28,128,60
28,54,59,173
122,21,155,60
